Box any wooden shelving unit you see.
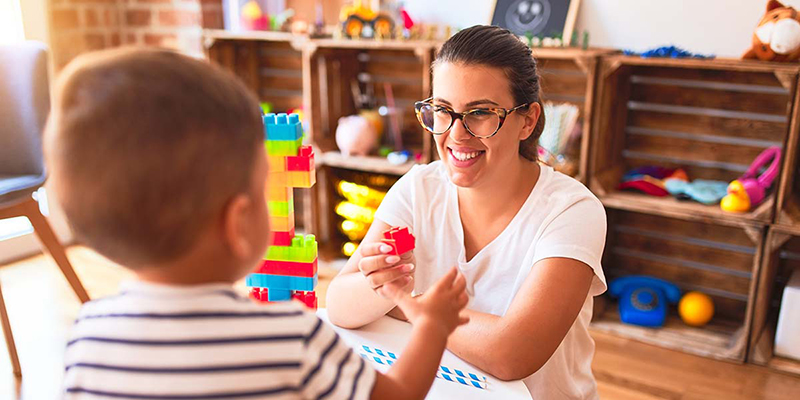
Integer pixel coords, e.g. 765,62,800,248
590,56,800,227
591,209,763,362
533,48,615,182
749,226,800,376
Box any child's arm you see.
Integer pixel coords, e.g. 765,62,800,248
370,267,469,400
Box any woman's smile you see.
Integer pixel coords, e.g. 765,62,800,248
447,145,486,168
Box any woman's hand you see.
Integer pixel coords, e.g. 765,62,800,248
357,241,416,295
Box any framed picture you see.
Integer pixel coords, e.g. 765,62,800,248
489,0,581,44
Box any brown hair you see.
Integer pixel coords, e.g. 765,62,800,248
45,47,263,267
434,25,545,161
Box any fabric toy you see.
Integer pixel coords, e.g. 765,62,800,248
619,167,687,197
743,0,800,62
664,179,729,205
721,146,782,213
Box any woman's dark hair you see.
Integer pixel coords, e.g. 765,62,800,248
434,25,545,162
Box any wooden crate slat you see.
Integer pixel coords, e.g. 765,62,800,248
537,58,586,72
627,109,787,143
632,65,789,87
613,210,755,247
624,132,769,170
629,79,791,117
540,72,587,98
613,229,754,275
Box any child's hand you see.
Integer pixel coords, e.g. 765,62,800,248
378,267,469,337
357,242,416,296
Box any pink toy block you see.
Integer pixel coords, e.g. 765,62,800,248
292,291,318,309
257,258,318,277
382,226,415,255
271,229,295,246
287,145,315,172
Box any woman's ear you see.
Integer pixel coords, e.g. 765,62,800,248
222,194,254,261
519,102,541,141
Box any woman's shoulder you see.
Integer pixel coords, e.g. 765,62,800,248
539,165,603,208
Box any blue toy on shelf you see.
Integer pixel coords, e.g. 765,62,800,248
609,276,681,327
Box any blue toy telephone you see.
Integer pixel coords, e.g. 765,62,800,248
609,276,681,327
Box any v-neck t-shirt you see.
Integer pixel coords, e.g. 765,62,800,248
374,161,607,400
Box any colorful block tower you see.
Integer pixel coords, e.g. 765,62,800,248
248,113,318,309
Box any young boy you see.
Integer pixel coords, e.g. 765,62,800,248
47,48,469,400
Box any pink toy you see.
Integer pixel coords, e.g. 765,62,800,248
335,115,377,156
721,146,782,213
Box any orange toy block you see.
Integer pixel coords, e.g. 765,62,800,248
270,214,295,231
268,187,293,202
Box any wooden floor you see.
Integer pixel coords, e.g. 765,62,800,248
0,247,798,399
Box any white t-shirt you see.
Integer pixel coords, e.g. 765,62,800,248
374,161,607,400
63,281,376,399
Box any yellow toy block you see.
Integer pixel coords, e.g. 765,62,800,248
270,214,295,231
288,170,316,188
268,187,292,202
268,171,289,188
267,155,286,172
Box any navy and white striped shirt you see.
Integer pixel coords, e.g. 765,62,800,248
63,281,375,399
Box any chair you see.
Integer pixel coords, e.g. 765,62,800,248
0,42,91,377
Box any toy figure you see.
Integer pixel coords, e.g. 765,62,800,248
721,146,782,213
743,0,800,62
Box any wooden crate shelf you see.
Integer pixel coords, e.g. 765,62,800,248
591,209,765,362
533,48,615,182
749,227,800,376
204,30,306,113
303,40,436,163
590,56,800,226
776,118,800,233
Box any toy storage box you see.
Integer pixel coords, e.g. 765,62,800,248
589,56,800,226
591,209,764,362
750,229,800,376
775,268,800,361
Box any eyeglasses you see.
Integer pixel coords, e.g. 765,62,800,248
414,97,530,139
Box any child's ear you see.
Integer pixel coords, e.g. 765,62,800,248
222,194,254,260
519,102,541,141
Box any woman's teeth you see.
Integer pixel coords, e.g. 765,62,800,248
451,149,482,161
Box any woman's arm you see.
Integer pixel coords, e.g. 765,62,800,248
326,219,415,328
445,257,594,381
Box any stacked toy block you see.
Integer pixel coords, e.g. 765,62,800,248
250,113,318,309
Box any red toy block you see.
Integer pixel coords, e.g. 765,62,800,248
287,145,315,172
250,287,269,303
292,291,318,309
271,229,295,246
381,226,415,255
256,258,318,277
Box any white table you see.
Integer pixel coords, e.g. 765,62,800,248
317,309,532,400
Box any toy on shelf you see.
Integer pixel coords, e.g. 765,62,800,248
664,179,729,205
335,179,387,256
678,291,715,327
340,0,395,39
743,0,800,62
381,226,415,256
241,0,269,31
618,166,688,197
623,45,714,59
721,146,781,213
609,276,681,328
249,112,318,309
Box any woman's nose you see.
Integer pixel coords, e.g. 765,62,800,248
449,117,473,141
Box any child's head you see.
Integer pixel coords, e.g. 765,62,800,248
45,47,270,282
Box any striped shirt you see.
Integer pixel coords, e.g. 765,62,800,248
63,281,376,400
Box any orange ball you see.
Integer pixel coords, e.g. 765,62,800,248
679,291,714,327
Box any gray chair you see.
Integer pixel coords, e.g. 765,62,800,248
0,41,90,377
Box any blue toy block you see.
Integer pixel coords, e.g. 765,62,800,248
264,113,303,141
267,288,292,301
246,273,318,291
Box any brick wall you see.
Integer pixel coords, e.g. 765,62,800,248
49,0,221,70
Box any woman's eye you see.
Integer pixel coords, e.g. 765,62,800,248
433,106,449,113
472,110,492,116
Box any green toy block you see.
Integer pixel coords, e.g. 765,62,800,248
265,234,318,263
268,201,294,217
265,137,303,157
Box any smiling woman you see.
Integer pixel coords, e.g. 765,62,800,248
326,25,607,400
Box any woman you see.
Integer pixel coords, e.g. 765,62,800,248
326,25,607,399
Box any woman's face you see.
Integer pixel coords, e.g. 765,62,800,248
430,62,536,188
